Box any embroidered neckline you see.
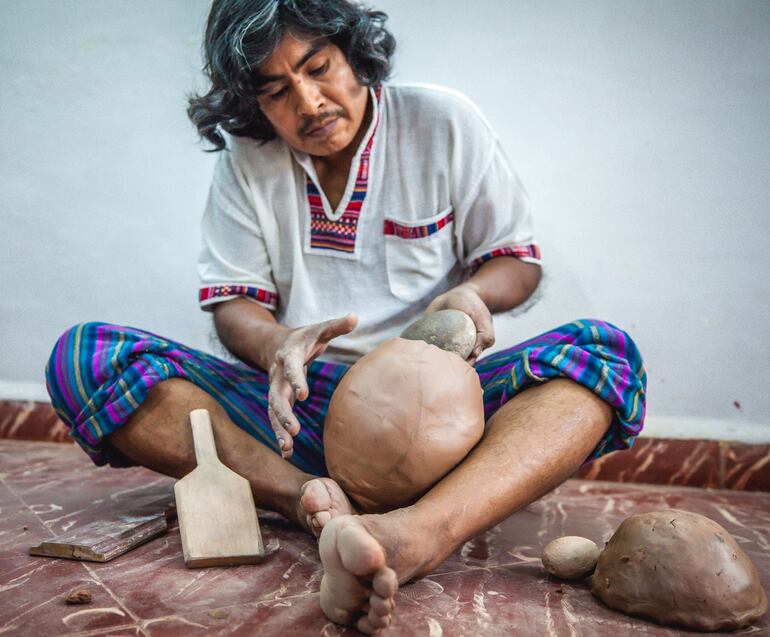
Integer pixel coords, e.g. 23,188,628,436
306,85,382,254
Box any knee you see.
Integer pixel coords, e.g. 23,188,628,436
571,319,643,361
142,377,202,406
46,322,113,378
45,322,121,413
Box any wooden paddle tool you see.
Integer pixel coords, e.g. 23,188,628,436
174,409,265,568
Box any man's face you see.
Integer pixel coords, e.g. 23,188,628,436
255,34,369,158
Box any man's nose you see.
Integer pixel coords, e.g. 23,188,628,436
294,79,324,118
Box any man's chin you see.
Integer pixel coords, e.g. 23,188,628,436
304,135,352,159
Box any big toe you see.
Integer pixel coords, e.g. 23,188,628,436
300,479,332,515
337,523,386,574
300,478,356,536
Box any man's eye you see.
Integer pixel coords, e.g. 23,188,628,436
310,61,329,77
269,86,288,100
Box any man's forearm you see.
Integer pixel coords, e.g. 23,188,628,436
212,298,290,372
464,256,542,313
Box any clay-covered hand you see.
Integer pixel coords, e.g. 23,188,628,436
268,313,358,458
425,283,494,364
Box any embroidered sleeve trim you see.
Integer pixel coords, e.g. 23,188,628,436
198,285,278,310
469,244,542,272
383,210,455,239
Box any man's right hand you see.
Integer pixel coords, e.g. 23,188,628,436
268,313,358,458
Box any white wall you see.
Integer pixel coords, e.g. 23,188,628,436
1,1,768,441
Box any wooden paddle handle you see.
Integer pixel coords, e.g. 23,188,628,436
190,409,220,466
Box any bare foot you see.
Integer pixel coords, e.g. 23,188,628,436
319,515,399,634
298,477,357,536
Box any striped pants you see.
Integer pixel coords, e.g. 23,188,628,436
45,319,646,476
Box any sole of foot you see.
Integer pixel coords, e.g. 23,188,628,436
319,515,399,634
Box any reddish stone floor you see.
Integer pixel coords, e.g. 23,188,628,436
0,440,768,636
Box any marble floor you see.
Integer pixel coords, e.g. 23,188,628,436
0,439,768,637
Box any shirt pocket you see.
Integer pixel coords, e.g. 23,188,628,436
383,207,456,303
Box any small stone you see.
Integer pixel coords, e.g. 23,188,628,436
207,609,229,619
400,309,476,360
542,536,601,580
65,589,92,605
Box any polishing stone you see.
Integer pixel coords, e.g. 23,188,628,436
542,536,600,580
400,309,476,360
324,338,484,512
592,509,767,631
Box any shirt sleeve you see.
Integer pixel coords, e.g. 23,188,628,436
453,137,542,273
197,151,278,312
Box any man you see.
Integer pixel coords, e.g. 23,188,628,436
46,0,646,633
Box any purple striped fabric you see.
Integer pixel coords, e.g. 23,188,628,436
46,319,645,473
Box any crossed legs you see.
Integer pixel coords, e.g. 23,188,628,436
110,377,611,634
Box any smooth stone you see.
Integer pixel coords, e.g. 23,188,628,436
400,309,476,360
542,536,600,580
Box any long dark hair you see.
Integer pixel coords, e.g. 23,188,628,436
188,0,396,151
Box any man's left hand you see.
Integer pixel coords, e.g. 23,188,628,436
425,283,494,365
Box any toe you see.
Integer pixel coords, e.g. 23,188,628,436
367,606,392,629
373,566,398,598
300,479,331,514
356,614,383,635
338,524,386,575
369,593,394,616
314,510,331,528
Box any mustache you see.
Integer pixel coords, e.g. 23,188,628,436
301,109,345,135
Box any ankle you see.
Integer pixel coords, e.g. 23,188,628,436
369,507,445,581
401,504,457,573
256,472,312,525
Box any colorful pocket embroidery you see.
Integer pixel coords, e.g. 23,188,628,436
383,209,455,239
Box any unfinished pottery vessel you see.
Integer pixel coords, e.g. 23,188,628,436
324,338,484,512
592,509,767,631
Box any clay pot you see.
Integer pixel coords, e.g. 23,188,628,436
324,338,484,512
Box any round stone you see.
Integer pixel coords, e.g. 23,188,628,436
400,309,476,360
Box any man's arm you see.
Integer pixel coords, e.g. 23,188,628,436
426,257,541,362
213,298,289,373
213,297,357,457
464,256,541,313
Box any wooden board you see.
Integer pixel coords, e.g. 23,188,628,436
29,495,175,562
174,409,265,568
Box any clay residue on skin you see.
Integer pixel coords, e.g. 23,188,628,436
324,338,484,512
591,508,768,631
